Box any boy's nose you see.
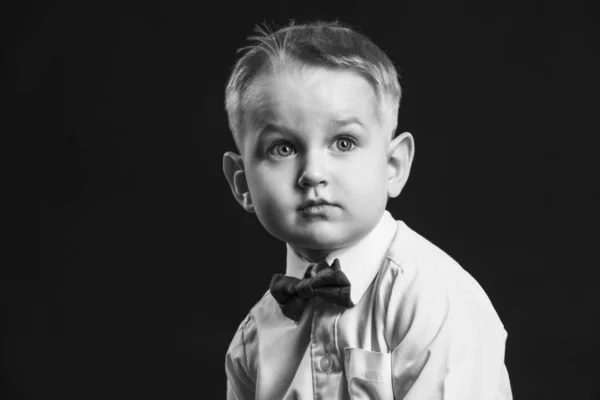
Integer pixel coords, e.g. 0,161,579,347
297,154,327,188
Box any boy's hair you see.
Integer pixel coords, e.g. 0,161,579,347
225,20,402,149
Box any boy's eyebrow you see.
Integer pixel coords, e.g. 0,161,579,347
329,117,365,128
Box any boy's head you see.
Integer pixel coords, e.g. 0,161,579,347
223,21,415,261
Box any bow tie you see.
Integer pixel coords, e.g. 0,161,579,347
269,258,352,322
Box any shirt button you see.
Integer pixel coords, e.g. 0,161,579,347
320,354,332,372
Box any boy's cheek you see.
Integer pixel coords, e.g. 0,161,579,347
344,158,387,180
247,173,288,201
255,164,295,185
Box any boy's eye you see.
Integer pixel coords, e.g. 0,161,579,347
268,143,296,158
333,137,357,152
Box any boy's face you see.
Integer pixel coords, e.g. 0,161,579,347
226,66,410,260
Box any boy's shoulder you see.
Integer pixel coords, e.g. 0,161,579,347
225,289,280,364
388,220,506,331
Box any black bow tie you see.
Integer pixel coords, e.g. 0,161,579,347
269,258,352,322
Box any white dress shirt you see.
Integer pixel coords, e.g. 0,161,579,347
226,210,512,399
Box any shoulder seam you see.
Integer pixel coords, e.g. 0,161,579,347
240,314,251,376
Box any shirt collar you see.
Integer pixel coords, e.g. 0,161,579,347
285,210,398,305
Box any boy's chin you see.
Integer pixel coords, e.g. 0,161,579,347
286,230,362,254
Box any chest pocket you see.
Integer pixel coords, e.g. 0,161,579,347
344,347,393,399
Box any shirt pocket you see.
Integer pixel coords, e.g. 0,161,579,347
344,347,393,400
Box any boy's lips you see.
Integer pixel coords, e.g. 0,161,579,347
297,199,337,210
297,199,340,216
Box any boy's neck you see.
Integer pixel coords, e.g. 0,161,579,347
292,248,335,264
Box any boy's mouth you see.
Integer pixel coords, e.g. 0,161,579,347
298,199,339,213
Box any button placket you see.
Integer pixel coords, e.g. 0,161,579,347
310,296,345,400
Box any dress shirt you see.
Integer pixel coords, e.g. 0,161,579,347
225,210,512,399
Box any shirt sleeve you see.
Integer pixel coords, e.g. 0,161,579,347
441,324,512,399
387,264,513,399
225,314,257,400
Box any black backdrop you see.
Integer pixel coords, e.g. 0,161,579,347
3,1,596,399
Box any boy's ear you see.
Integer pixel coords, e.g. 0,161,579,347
387,132,415,198
223,152,255,213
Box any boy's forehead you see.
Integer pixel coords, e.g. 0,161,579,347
243,67,379,131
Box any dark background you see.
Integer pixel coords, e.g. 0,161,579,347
2,1,596,399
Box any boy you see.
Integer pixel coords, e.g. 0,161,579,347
222,20,512,399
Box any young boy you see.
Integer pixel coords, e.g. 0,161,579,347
222,21,512,399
